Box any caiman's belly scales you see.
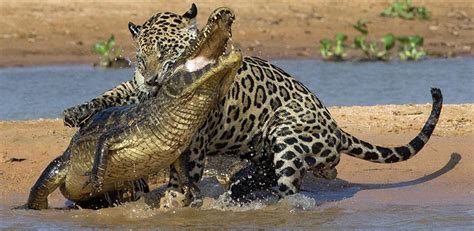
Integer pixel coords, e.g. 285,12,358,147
63,95,212,200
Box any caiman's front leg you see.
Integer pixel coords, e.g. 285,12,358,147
86,127,129,193
87,131,118,193
26,153,69,210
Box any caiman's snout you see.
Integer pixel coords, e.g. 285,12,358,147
161,6,241,98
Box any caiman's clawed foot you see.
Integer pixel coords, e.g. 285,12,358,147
83,171,104,194
13,202,43,210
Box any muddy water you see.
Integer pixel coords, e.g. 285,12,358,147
1,176,473,229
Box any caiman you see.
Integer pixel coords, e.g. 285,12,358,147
25,12,242,209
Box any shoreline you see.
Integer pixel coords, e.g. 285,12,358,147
1,104,472,207
1,0,473,67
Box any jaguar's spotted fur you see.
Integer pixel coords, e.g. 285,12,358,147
64,5,443,202
63,5,199,127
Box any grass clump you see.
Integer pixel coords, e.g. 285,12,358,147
319,33,348,61
397,35,426,60
93,35,130,68
380,0,431,20
319,19,426,62
352,20,396,61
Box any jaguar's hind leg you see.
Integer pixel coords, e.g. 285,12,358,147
235,100,341,199
228,157,278,202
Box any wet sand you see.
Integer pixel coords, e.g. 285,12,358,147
1,104,473,209
1,0,474,67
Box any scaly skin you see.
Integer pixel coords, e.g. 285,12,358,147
60,6,444,203
26,46,243,210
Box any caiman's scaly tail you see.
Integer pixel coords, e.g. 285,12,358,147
339,88,442,163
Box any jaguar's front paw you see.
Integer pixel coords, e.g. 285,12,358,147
63,106,92,128
63,107,82,127
159,190,188,209
182,184,203,208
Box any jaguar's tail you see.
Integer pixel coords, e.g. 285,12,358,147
339,88,442,163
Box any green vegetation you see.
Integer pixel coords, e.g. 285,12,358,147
319,33,348,61
93,35,130,68
397,35,426,61
380,0,431,20
352,20,396,61
319,19,425,62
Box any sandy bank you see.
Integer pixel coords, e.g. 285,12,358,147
0,104,472,207
1,0,473,67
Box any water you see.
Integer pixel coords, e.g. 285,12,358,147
0,59,473,228
1,154,472,229
1,176,473,229
1,203,472,229
0,58,472,120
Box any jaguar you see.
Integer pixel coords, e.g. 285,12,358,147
25,18,242,209
63,4,443,203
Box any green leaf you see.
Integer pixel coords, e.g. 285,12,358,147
335,33,348,42
382,33,396,50
320,38,333,48
415,7,431,19
393,2,405,12
320,47,330,59
397,36,410,44
319,39,333,59
106,35,116,50
400,11,414,19
353,36,365,49
93,42,108,56
409,35,424,46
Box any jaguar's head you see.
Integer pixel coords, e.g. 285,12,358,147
128,4,235,86
156,6,239,102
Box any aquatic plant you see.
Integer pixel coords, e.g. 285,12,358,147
352,20,396,61
319,33,348,61
380,0,431,20
93,35,130,68
397,35,426,61
320,19,428,62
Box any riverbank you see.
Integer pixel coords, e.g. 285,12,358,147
1,104,472,208
1,0,473,67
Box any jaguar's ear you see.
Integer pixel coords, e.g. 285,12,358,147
182,3,197,20
128,22,141,38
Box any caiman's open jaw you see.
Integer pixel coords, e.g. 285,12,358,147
158,7,241,98
148,7,236,86
183,7,235,72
